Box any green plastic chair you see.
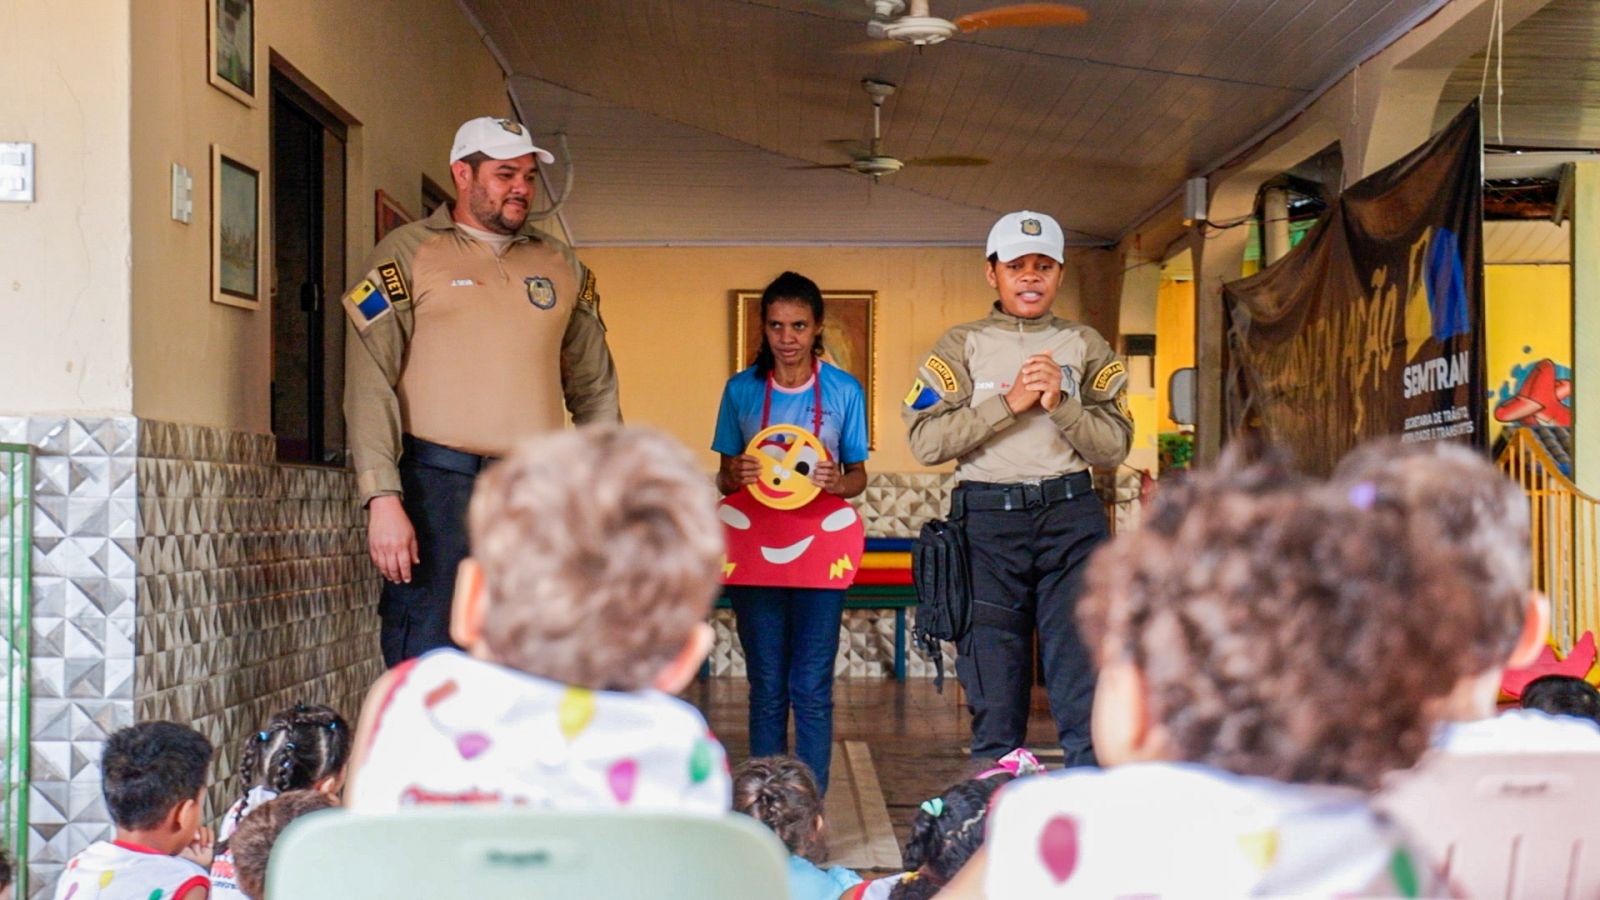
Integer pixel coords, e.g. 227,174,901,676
266,808,791,899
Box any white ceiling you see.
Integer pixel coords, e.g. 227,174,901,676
463,0,1465,245
1484,219,1569,264
1438,0,1600,148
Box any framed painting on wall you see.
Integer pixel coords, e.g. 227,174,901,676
733,289,877,449
211,145,261,309
207,0,255,106
375,190,413,242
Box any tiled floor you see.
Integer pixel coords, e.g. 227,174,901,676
688,676,1060,874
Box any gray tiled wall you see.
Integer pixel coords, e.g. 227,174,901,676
135,421,381,837
0,417,382,897
0,417,139,898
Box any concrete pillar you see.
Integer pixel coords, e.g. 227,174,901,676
1072,245,1127,347
1189,225,1251,466
1574,162,1600,496
1263,187,1291,265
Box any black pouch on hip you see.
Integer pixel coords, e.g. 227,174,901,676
911,515,972,692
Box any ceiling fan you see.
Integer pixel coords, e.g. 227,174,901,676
860,0,1088,48
793,79,989,181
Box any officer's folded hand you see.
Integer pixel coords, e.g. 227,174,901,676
368,495,420,583
1018,354,1065,412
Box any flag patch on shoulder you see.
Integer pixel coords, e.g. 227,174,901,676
343,279,391,330
904,379,940,410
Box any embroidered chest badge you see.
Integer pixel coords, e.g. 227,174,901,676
524,275,557,309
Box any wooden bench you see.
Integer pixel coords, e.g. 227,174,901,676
707,585,919,681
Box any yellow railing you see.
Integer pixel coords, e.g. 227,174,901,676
1496,428,1598,653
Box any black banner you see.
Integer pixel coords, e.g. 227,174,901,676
1224,102,1485,474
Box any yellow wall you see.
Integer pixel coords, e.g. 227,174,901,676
1155,276,1196,431
1485,264,1572,446
580,246,1089,473
0,2,133,414
129,0,507,432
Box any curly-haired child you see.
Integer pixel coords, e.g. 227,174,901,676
209,703,350,900
345,425,730,813
1333,439,1600,753
732,756,861,900
943,452,1457,897
53,722,214,900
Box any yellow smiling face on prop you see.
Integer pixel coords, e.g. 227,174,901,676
747,424,828,511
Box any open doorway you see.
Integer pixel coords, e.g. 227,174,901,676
270,64,348,465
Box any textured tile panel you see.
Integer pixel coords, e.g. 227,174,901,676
135,421,382,830
0,416,138,899
856,472,953,538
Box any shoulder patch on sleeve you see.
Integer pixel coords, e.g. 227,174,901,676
1085,359,1128,400
342,279,391,331
578,267,598,304
904,379,940,410
374,260,410,304
1116,390,1131,420
1091,359,1126,394
924,355,960,393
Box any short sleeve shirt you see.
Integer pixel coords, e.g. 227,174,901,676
712,361,869,465
53,841,209,900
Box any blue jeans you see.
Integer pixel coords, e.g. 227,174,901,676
728,586,845,794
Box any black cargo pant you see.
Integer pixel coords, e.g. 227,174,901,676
953,473,1108,766
378,437,493,667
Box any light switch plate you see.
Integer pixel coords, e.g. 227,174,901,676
171,162,193,223
0,142,35,203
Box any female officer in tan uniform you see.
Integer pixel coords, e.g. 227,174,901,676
902,211,1131,767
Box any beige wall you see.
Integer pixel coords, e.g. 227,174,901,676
581,245,1088,473
130,0,508,432
0,1,133,415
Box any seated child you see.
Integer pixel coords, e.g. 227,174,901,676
732,756,861,900
54,722,214,900
210,703,350,900
847,750,1038,900
227,791,338,900
1332,440,1600,754
1522,675,1600,728
345,425,730,813
944,453,1455,897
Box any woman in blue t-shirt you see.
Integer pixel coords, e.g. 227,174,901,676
712,271,870,794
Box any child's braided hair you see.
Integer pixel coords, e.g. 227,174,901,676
235,702,351,819
890,775,1012,900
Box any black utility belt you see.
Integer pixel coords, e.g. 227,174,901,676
402,435,500,477
954,470,1093,512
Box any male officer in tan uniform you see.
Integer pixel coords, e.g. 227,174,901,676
344,116,620,666
903,210,1131,767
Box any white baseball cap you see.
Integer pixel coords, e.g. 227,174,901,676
986,211,1066,263
449,116,555,165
